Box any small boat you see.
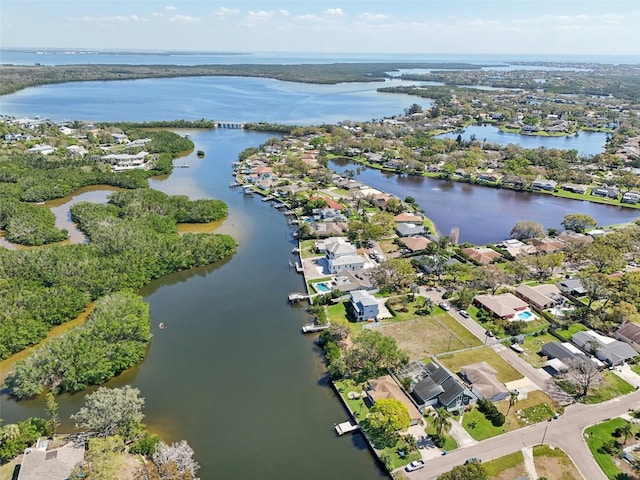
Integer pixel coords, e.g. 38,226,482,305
197,150,205,158
159,323,165,329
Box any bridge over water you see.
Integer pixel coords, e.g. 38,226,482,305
216,121,245,129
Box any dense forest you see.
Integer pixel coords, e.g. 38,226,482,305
5,293,151,398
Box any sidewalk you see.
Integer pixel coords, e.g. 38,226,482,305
449,417,477,448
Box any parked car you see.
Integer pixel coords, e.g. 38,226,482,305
510,344,524,353
439,302,450,311
485,329,494,337
459,309,470,318
405,460,425,472
465,457,481,464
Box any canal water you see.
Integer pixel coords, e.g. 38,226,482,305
0,128,386,479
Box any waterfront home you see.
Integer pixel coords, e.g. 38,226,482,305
325,239,365,274
571,330,637,366
27,144,55,155
461,246,502,265
591,187,620,199
459,362,509,402
496,239,537,257
622,191,640,204
17,438,84,480
476,172,502,183
399,361,475,412
256,166,274,181
531,179,558,191
366,375,422,425
102,151,151,172
562,184,590,195
473,293,528,320
514,284,564,310
394,212,424,225
348,289,379,322
615,323,640,353
395,223,426,237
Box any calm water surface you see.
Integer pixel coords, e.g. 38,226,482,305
0,129,386,480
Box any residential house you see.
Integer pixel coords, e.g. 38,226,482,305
325,239,364,274
28,144,55,155
17,438,85,480
622,192,640,205
395,223,426,237
572,330,637,366
399,361,476,411
515,284,564,310
66,145,87,156
394,213,424,225
462,247,502,265
540,342,591,374
531,179,558,191
591,187,620,199
399,236,431,253
366,375,422,425
459,362,509,402
111,133,129,144
528,237,565,254
476,172,502,183
556,278,586,296
349,290,379,322
615,323,640,353
256,166,274,181
473,293,528,320
102,151,151,172
562,184,590,195
496,239,537,257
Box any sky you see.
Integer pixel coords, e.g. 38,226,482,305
1,0,639,56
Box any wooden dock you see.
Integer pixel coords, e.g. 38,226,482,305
334,421,360,436
302,323,330,334
288,292,310,303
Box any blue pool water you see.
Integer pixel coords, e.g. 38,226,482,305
315,282,331,293
518,310,534,321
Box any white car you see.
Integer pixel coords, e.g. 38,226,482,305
459,309,470,318
405,460,425,472
439,302,450,311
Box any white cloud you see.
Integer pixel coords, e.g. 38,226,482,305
295,14,321,22
164,6,176,11
358,13,387,21
213,7,240,17
324,8,343,16
152,12,164,17
247,10,274,19
169,15,201,23
80,15,149,23
280,10,290,16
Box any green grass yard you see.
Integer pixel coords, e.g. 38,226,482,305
585,418,637,480
582,372,635,404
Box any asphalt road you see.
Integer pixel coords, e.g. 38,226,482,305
405,389,640,479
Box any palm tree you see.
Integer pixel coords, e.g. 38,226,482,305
620,421,634,444
432,407,452,436
506,390,519,416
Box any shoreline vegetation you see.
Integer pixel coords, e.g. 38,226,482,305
0,62,486,96
0,125,237,399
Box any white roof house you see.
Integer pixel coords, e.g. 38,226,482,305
349,289,379,322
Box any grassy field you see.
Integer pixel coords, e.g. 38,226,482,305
533,445,583,480
585,418,638,480
483,450,527,479
554,323,588,341
299,239,319,259
437,347,524,383
583,372,635,404
377,313,481,360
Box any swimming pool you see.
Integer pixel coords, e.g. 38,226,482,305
314,282,332,293
517,310,535,321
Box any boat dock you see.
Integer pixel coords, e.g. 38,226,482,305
288,292,310,303
302,323,330,334
334,421,360,436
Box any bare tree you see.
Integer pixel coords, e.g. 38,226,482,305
150,440,200,480
561,358,602,398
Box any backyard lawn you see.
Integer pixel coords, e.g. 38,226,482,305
521,333,560,368
554,323,588,341
437,347,524,383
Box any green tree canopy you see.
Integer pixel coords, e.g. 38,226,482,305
561,213,597,233
509,220,545,241
344,330,408,381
